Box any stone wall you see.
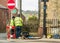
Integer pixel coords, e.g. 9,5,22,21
40,0,60,27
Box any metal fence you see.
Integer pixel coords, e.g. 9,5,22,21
46,19,60,35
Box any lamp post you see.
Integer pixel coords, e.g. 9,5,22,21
20,0,22,16
43,0,47,38
42,0,49,38
15,0,22,16
38,0,41,27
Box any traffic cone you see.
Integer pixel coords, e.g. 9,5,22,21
7,33,10,39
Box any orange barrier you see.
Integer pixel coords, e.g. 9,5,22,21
6,25,16,39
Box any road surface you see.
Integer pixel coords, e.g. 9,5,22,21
0,39,60,43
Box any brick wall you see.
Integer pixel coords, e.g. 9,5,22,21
0,0,7,7
0,0,11,33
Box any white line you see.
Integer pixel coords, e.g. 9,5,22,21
8,3,15,6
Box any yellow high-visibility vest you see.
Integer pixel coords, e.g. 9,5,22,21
14,17,23,26
10,19,15,26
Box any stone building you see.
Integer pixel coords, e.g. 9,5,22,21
40,0,60,27
38,0,60,37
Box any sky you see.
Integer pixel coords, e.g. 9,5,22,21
22,0,38,11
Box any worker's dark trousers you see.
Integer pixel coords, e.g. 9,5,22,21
16,26,21,38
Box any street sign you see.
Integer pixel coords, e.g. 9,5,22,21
7,0,15,9
11,8,18,14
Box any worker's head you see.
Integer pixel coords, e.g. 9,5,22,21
17,14,20,17
12,16,15,19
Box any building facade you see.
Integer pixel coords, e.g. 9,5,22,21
0,0,7,7
0,0,10,33
38,0,60,37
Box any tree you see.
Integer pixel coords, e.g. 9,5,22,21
27,15,39,32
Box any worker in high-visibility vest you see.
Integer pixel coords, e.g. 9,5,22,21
14,14,23,38
10,16,15,26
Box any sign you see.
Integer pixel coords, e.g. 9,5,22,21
7,0,15,9
11,8,17,14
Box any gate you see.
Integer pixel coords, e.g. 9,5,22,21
46,19,60,37
46,19,60,38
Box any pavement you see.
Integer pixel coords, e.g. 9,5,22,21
0,33,7,40
0,33,60,43
8,38,60,42
0,39,60,43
